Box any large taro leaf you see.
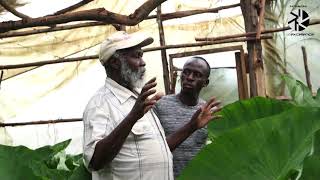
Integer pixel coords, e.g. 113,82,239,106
299,155,320,180
209,97,294,137
0,139,71,180
179,106,320,180
282,75,319,107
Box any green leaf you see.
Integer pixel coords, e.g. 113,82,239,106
0,139,72,180
315,88,320,104
209,97,294,137
282,75,318,107
30,160,71,180
299,155,320,180
179,106,320,180
68,162,91,180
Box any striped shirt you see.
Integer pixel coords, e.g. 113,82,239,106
83,77,173,180
154,94,207,178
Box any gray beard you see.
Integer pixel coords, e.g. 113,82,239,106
120,58,145,89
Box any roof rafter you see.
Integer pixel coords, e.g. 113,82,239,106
0,0,167,33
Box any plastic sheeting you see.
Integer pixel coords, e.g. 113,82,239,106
0,0,319,153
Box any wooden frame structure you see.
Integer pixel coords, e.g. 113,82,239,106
0,0,319,127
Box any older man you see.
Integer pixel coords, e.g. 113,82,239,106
155,56,214,177
83,31,221,180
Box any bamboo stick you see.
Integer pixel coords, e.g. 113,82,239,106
0,118,82,127
301,46,312,91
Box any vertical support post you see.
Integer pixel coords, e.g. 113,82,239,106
301,46,312,91
156,6,170,94
240,0,266,97
235,52,249,99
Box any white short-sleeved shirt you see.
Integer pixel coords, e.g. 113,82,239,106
83,77,173,180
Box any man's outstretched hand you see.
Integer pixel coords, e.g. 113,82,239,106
129,77,163,120
191,97,222,129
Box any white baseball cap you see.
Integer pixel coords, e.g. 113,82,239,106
99,31,154,65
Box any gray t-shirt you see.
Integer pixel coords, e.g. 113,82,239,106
154,94,208,178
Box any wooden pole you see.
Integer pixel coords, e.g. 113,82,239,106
0,0,30,19
0,0,168,33
144,35,272,52
256,0,266,39
156,6,170,94
235,52,249,99
0,3,240,39
195,19,320,42
0,36,272,70
0,22,108,39
0,55,98,70
0,70,3,89
0,118,82,127
51,0,94,16
301,46,312,91
240,0,266,97
147,3,240,20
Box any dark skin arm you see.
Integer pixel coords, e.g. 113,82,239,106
166,97,222,151
89,78,161,171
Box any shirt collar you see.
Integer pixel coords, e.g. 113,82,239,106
105,77,141,104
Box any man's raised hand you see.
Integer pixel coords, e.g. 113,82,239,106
191,96,223,129
130,77,163,120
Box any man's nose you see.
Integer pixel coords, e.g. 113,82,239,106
140,59,146,67
186,73,194,81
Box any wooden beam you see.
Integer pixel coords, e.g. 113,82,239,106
0,3,240,38
301,46,312,91
0,36,272,70
147,3,240,20
0,22,108,39
195,19,320,41
0,55,98,70
256,0,266,39
144,35,272,52
0,118,82,127
0,0,168,33
51,0,94,16
156,6,170,94
0,0,30,19
169,45,243,58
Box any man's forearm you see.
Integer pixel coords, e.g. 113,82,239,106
89,112,138,170
166,121,197,151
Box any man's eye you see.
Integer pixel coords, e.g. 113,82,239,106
194,72,202,78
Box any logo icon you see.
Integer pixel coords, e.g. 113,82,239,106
288,9,310,31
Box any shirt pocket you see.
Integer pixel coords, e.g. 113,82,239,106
131,117,153,136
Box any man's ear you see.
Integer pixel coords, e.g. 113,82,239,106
109,57,121,70
204,79,209,87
